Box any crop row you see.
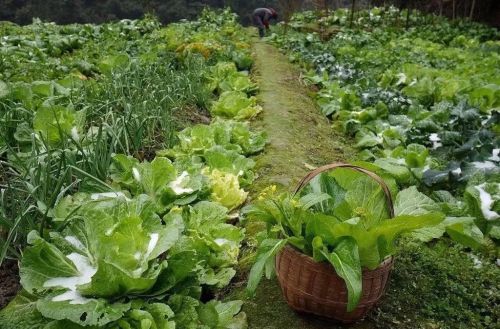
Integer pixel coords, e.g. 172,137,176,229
270,7,499,252
0,9,262,329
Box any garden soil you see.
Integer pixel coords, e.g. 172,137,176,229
0,260,19,309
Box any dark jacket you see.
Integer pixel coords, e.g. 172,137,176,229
253,8,273,29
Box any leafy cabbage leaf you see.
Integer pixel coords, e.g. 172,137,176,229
207,169,248,211
211,91,262,120
18,196,183,326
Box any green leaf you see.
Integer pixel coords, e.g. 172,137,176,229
404,144,429,168
246,239,287,296
327,167,397,223
31,81,54,97
199,268,237,289
151,250,198,295
445,217,484,249
395,186,441,216
298,193,332,210
319,238,362,312
110,155,203,211
464,183,500,226
373,158,413,185
20,231,79,294
198,301,219,327
208,169,248,211
333,213,444,268
410,225,446,242
355,130,382,149
189,201,229,225
344,175,391,225
311,236,326,262
140,157,177,196
33,106,80,145
211,91,262,120
109,154,140,190
373,213,445,256
305,213,340,245
36,295,130,327
214,300,246,329
0,80,9,99
168,295,200,328
197,299,246,329
301,173,346,215
0,291,50,329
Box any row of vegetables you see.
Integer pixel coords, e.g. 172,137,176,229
268,8,499,252
0,9,263,329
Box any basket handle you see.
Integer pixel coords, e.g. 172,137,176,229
293,163,395,219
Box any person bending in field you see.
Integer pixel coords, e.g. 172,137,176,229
253,8,278,38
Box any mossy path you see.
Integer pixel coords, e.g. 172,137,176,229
247,40,353,195
230,39,361,329
229,40,499,329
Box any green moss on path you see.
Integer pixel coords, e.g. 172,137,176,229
230,40,499,329
248,40,354,196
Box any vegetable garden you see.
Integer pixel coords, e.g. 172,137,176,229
0,5,499,329
269,7,499,250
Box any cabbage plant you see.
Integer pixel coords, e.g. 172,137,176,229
211,92,262,120
11,196,246,328
18,195,183,326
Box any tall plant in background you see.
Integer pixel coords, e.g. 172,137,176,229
370,0,498,25
278,0,305,32
350,0,357,27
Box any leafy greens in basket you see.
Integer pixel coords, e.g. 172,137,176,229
244,168,445,312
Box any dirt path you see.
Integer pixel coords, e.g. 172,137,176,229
248,40,353,195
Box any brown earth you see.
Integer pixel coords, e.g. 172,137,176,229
0,260,20,309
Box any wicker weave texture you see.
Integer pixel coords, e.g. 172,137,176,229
276,245,394,324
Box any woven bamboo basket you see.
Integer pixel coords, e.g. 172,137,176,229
275,163,395,324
